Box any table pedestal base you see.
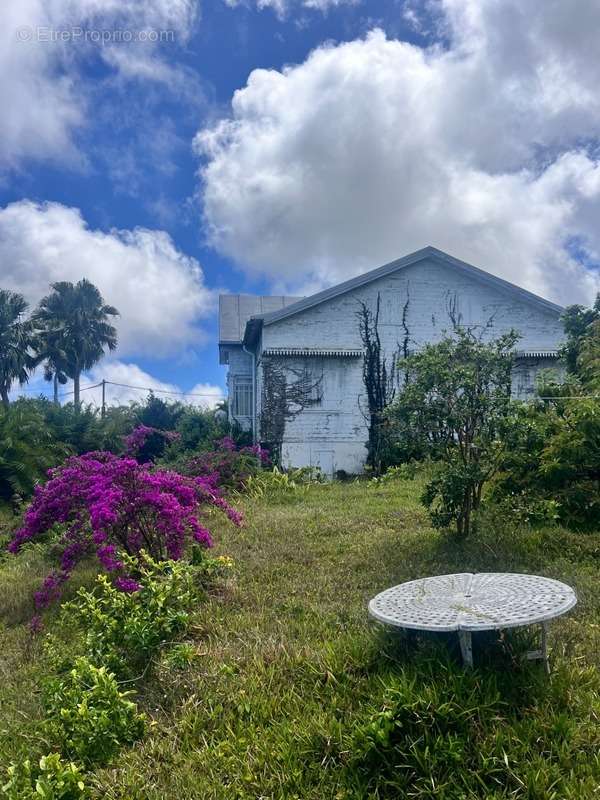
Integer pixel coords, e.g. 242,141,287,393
458,622,550,672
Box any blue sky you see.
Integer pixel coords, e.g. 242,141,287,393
2,0,600,406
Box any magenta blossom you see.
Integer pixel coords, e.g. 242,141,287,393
183,438,270,491
9,451,243,612
124,425,180,461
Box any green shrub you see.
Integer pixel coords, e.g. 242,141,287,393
1,754,88,800
243,466,323,499
58,555,206,678
43,657,145,767
387,328,518,536
492,398,600,529
0,400,67,503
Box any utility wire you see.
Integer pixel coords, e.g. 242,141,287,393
56,380,224,400
103,380,224,399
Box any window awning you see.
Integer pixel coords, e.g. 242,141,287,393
262,347,363,358
514,350,559,359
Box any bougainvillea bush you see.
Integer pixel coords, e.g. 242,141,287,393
180,436,270,492
8,451,242,617
123,424,180,464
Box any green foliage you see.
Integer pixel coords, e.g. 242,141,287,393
388,327,519,535
243,466,324,499
57,555,207,678
35,399,135,455
0,400,66,503
577,318,600,389
560,294,600,375
0,290,36,407
34,279,118,407
1,754,88,800
43,657,145,768
350,660,600,799
492,398,600,529
3,479,600,797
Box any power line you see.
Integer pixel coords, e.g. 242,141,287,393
103,380,224,399
56,380,224,401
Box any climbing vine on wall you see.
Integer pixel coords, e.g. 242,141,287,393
357,293,401,474
259,357,323,466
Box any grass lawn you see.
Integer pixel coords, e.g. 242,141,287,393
2,474,600,798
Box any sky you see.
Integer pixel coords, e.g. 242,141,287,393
2,0,600,407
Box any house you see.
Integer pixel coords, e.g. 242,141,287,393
219,246,565,476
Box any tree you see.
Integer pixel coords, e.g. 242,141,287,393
0,290,36,407
388,327,519,536
560,295,600,375
356,294,400,473
34,280,119,408
34,329,70,404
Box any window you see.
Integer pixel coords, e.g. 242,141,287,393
232,378,253,417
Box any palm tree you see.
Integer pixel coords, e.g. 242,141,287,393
0,290,36,407
39,337,70,404
35,280,119,408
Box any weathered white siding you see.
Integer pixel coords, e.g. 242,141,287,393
258,256,564,475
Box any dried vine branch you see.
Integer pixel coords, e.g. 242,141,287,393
357,293,399,473
259,357,323,465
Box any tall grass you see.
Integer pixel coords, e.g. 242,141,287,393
1,475,600,798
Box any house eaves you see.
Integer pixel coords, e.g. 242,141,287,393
244,247,564,340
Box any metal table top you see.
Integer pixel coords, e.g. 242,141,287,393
369,572,577,633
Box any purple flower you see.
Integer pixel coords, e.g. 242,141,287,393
8,450,243,614
114,576,142,593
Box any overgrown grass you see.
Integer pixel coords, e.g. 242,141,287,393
1,476,600,798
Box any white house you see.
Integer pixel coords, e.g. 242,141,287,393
219,246,565,476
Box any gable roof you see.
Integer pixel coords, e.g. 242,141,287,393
243,247,563,345
219,294,302,343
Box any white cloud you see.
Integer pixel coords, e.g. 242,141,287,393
0,200,214,356
0,0,198,171
224,0,357,17
197,4,600,306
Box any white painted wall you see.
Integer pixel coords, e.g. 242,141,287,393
256,257,564,475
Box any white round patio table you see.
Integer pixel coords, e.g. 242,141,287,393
369,573,577,669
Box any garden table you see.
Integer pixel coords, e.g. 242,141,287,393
368,573,577,670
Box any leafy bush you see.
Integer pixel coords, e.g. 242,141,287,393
492,398,600,529
35,400,135,456
0,401,67,503
8,451,242,614
178,437,269,492
243,466,323,499
43,658,145,768
58,555,213,677
1,754,88,800
387,328,518,535
123,424,180,463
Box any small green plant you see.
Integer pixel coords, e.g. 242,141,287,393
1,754,88,800
368,463,418,487
243,466,322,499
43,657,145,768
57,554,205,677
161,642,198,671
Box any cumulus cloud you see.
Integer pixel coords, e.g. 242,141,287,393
0,0,198,170
197,2,600,305
0,201,214,356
